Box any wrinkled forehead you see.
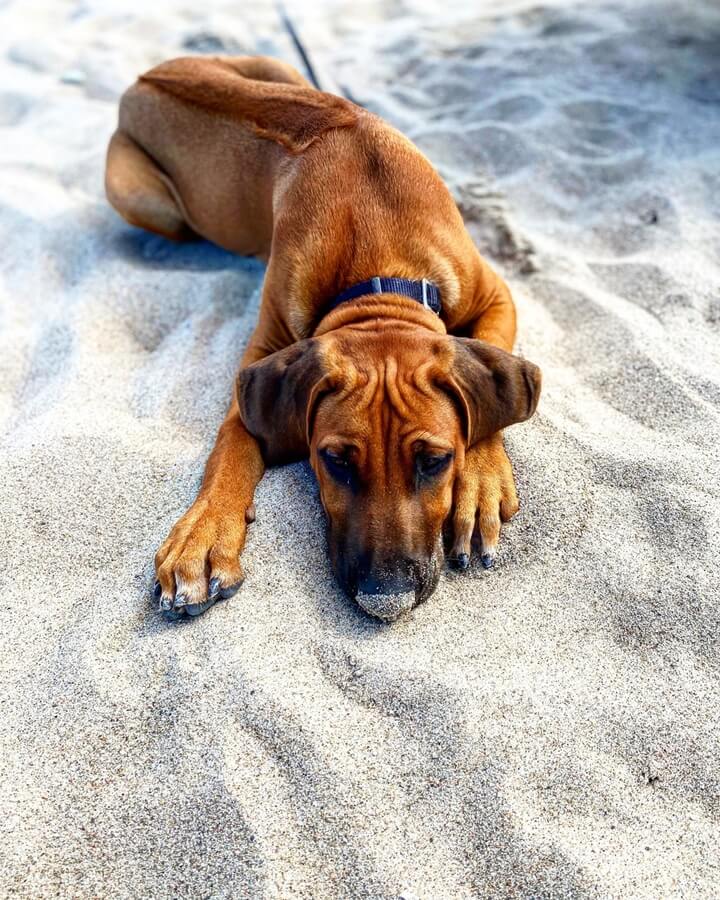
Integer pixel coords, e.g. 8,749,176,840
315,344,460,440
333,330,451,391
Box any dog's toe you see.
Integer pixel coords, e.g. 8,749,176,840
451,552,470,571
217,578,244,600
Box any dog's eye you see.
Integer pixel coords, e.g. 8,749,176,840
320,448,356,487
416,451,453,480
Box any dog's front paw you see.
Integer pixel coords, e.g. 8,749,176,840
153,497,255,620
449,434,519,571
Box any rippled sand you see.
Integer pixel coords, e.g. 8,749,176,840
1,0,719,896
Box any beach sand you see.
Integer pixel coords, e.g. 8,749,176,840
1,0,719,896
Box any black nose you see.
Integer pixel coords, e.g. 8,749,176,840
356,553,417,596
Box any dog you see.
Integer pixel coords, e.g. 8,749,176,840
105,55,541,622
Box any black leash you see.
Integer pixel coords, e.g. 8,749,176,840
276,2,323,91
276,3,362,105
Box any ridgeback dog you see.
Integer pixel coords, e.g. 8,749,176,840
105,55,541,622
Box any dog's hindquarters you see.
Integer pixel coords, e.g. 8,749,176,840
105,55,357,257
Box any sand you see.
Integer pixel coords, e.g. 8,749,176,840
1,0,719,896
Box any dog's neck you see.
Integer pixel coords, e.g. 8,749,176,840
312,293,447,338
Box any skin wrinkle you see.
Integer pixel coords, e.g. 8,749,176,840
376,358,423,494
376,361,392,508
384,356,413,420
314,295,448,340
411,359,440,402
359,366,380,413
323,353,446,562
360,357,447,554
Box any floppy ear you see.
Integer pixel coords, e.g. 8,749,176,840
236,339,332,464
443,338,542,446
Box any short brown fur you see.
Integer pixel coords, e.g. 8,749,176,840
105,55,541,618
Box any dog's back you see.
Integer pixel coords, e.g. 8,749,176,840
107,54,481,327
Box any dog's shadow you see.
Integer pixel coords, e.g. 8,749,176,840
113,227,265,275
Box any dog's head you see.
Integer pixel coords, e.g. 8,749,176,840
237,327,540,620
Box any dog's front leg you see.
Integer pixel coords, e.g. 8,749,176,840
450,276,523,570
154,395,264,618
450,433,519,570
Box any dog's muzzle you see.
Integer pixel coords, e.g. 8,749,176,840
336,548,442,622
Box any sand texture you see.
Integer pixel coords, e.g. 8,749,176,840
1,0,719,897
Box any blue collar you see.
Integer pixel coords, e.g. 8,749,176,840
327,276,441,316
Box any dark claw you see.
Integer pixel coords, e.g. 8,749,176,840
173,593,188,609
185,578,244,617
456,552,470,571
186,597,218,617
481,553,495,570
219,579,244,600
159,596,173,611
162,605,185,621
153,580,162,599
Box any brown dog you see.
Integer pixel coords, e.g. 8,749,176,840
105,55,541,621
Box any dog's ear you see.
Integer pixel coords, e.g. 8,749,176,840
237,340,333,464
441,338,542,446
